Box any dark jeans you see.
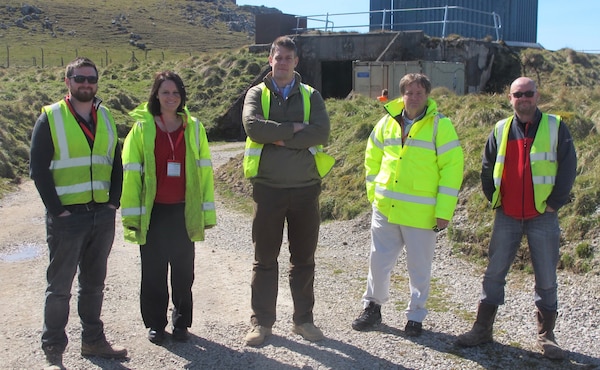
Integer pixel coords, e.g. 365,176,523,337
250,182,321,327
140,203,195,330
42,204,116,351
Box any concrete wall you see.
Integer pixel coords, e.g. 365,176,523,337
213,31,503,140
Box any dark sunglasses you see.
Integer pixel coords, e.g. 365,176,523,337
511,90,535,98
69,75,98,84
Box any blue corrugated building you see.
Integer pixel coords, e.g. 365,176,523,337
369,0,538,44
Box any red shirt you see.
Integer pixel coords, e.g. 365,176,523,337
154,124,186,204
500,121,539,219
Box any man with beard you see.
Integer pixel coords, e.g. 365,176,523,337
456,77,577,360
30,57,127,369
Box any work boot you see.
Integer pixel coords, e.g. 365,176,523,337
292,322,325,342
43,345,64,370
244,325,272,346
81,338,127,358
456,302,498,346
351,301,382,331
536,309,565,360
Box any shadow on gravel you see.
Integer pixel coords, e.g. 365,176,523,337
84,356,129,369
271,337,406,370
157,334,293,369
268,335,407,369
377,323,600,369
157,332,407,369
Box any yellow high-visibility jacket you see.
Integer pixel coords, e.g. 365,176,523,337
365,97,464,229
121,103,216,245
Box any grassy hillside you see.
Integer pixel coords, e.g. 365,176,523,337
0,1,598,274
0,0,259,67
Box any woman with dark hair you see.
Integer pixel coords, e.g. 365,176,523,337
121,71,216,344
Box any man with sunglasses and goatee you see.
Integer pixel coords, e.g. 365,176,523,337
456,77,577,360
30,57,126,369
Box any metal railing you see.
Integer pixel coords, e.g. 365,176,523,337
294,5,502,41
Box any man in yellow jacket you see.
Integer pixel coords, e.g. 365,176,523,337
352,73,464,336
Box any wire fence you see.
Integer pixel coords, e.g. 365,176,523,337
0,46,189,69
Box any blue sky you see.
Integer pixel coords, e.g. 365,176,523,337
239,0,600,52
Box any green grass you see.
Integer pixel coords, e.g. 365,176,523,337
0,0,255,67
0,2,598,274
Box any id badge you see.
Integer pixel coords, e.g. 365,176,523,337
167,160,181,177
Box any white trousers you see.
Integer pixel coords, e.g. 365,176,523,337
362,207,437,323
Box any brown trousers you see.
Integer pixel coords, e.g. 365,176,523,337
250,182,321,327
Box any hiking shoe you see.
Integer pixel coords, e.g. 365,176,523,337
292,322,325,342
43,345,64,370
405,320,423,337
352,301,382,331
81,338,127,358
245,325,272,346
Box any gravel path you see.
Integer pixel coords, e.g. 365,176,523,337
0,142,598,369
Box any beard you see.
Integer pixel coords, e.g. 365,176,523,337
514,101,536,117
70,88,96,103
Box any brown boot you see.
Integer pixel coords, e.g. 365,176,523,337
81,338,127,358
536,309,565,360
456,302,498,347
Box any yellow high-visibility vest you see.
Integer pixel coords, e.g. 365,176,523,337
491,114,559,213
243,82,334,178
44,100,116,205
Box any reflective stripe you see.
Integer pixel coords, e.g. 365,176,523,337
98,106,116,156
376,185,437,205
198,158,212,167
51,108,70,161
530,152,557,161
203,202,215,211
50,157,90,169
548,115,558,153
245,147,262,156
56,180,110,196
124,163,142,172
438,185,460,197
532,175,556,185
405,138,435,151
121,206,146,216
437,139,461,155
370,131,384,149
366,174,376,182
382,137,402,147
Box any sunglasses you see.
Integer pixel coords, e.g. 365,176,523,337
511,90,535,98
69,75,98,84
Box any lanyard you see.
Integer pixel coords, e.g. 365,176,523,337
64,96,97,141
157,115,185,160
